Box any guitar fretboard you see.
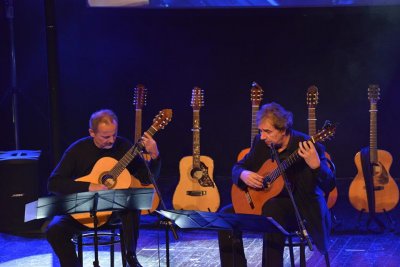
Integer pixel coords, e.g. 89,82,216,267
134,109,142,143
251,105,259,147
193,110,201,168
369,102,378,164
109,125,158,180
308,108,317,136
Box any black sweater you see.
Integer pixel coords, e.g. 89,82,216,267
232,129,335,253
48,136,161,195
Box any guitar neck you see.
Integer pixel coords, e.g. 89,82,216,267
267,149,302,183
370,102,378,164
193,110,201,168
112,125,159,178
308,107,317,136
134,109,142,143
250,105,259,147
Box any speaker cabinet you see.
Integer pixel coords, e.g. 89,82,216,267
0,150,42,233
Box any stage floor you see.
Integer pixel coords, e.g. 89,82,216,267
1,177,400,266
1,217,399,267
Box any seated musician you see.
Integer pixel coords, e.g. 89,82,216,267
218,102,336,266
46,109,161,267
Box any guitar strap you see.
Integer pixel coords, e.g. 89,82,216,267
360,147,375,215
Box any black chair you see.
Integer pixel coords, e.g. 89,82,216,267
73,224,127,267
285,233,330,267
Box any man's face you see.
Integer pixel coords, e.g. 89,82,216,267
89,122,117,149
258,118,286,148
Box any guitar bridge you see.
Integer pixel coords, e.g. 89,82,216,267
186,190,207,196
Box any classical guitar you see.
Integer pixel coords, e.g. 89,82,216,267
172,87,220,212
349,85,399,213
306,85,338,209
130,84,160,215
73,109,172,227
231,121,336,215
237,81,263,161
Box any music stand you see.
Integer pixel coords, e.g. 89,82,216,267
25,188,154,267
156,210,289,266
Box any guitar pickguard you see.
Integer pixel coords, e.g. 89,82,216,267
191,162,215,187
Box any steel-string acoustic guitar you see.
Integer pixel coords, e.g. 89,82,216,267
306,85,338,209
130,84,161,215
172,87,220,212
348,85,399,214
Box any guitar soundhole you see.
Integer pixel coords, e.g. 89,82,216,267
373,162,389,185
191,168,203,180
100,173,116,189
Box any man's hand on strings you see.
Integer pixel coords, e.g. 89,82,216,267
240,170,264,189
298,141,320,169
141,132,159,159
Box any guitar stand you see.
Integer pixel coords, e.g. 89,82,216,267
330,209,342,231
355,209,388,232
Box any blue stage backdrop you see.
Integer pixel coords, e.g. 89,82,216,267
1,1,400,192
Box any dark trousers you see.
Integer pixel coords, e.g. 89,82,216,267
46,210,141,267
218,198,297,267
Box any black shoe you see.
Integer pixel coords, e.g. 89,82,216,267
126,254,143,267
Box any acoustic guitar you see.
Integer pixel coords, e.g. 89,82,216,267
72,109,172,227
172,87,220,212
130,84,160,215
237,81,263,161
348,85,399,213
306,85,338,209
231,121,336,215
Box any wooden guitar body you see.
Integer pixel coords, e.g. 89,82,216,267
306,85,338,209
73,157,133,228
132,84,160,215
173,155,220,212
349,149,399,212
231,159,285,215
237,148,250,161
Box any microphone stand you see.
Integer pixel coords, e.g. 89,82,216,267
139,149,178,267
269,143,313,251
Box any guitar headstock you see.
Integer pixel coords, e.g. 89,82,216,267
250,81,263,106
191,86,204,111
151,109,173,131
311,120,336,143
133,84,147,109
306,85,319,108
368,84,380,104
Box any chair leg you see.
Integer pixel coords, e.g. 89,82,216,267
78,234,83,266
299,241,306,267
111,228,115,267
287,236,295,267
324,252,330,267
120,227,127,267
